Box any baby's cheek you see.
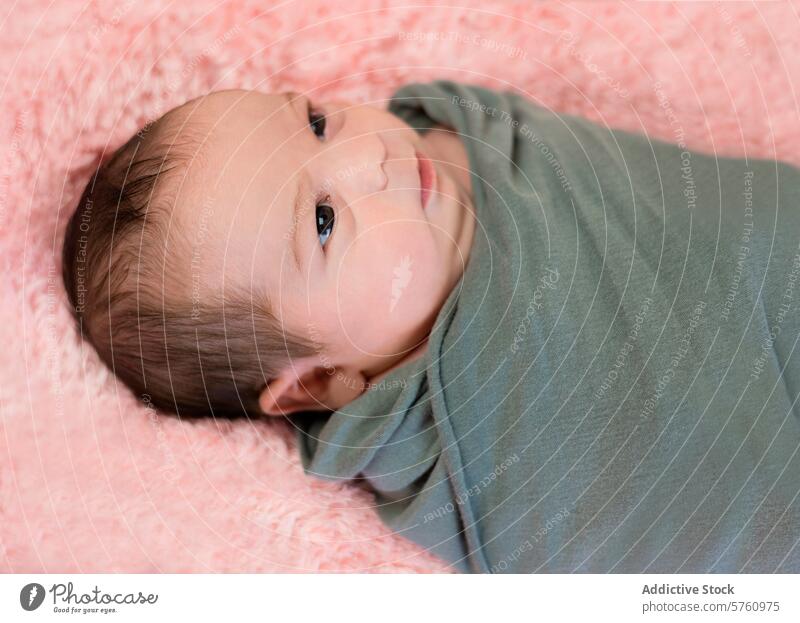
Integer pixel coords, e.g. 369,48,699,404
333,228,440,350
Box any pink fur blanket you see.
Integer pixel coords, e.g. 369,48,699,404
2,0,799,572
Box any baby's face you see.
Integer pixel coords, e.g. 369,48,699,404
173,89,471,376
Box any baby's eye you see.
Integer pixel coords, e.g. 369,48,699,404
308,103,326,140
315,201,335,248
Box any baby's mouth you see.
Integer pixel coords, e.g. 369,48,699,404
416,150,437,211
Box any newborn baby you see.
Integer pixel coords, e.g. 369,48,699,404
62,87,476,419
63,80,800,573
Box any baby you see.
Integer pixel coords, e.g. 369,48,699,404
64,80,800,572
62,88,476,419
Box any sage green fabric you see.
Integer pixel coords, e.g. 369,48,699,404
291,80,800,573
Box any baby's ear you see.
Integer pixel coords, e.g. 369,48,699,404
258,362,367,416
258,366,319,416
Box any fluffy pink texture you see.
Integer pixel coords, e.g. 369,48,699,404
1,0,799,572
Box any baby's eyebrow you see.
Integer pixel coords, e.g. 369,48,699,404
279,91,308,275
283,91,317,275
289,169,310,274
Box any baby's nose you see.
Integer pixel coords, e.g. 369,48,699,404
334,135,388,199
339,159,387,193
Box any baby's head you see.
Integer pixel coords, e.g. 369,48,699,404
62,89,470,420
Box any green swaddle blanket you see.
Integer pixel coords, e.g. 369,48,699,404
291,80,800,573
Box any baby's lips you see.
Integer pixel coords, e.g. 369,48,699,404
415,149,437,210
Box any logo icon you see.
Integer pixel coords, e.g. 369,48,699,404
390,255,413,312
20,583,46,611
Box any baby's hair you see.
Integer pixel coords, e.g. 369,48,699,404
61,105,318,420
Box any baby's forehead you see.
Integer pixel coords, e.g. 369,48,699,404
171,90,308,199
171,91,300,182
164,90,315,285
176,89,288,132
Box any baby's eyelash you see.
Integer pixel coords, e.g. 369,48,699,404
315,195,335,249
307,101,327,139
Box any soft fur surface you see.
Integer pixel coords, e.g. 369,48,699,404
1,0,799,572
